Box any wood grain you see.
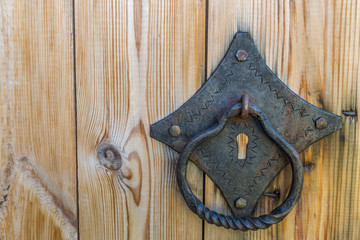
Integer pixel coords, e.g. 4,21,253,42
205,0,360,239
0,0,77,239
1,0,359,239
75,0,206,239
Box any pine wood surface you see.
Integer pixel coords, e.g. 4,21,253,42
1,0,359,239
204,0,360,239
75,0,206,239
0,0,77,239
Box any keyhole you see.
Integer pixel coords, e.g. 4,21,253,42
236,133,249,160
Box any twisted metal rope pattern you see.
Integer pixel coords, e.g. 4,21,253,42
196,203,281,230
176,102,304,231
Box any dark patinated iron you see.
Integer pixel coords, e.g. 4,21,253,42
342,110,357,117
176,103,304,230
150,32,342,229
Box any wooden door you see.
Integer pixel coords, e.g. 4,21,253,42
1,0,359,239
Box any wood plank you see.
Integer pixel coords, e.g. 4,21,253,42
205,0,360,239
0,0,77,239
75,0,206,239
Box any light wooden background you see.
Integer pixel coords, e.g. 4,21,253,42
0,0,359,239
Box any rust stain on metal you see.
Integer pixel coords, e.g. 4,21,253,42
240,93,250,119
315,117,328,130
236,49,248,62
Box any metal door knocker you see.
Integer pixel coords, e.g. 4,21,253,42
150,32,342,230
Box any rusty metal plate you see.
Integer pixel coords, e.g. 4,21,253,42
150,32,342,218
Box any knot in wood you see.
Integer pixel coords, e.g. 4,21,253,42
97,143,122,171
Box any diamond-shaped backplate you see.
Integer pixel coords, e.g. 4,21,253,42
150,32,342,218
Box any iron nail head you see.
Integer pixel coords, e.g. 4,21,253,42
235,197,247,209
236,50,248,62
315,117,328,130
169,125,181,137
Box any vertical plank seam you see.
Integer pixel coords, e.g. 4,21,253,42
203,0,210,239
71,0,80,238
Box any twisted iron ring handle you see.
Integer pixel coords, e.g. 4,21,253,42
176,103,304,230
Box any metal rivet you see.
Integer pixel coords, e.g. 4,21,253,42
97,143,122,171
169,125,181,137
315,117,328,130
235,197,247,209
236,50,248,62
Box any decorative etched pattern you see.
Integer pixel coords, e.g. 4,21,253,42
247,61,315,144
245,151,281,195
227,123,259,169
185,77,229,125
197,121,264,194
